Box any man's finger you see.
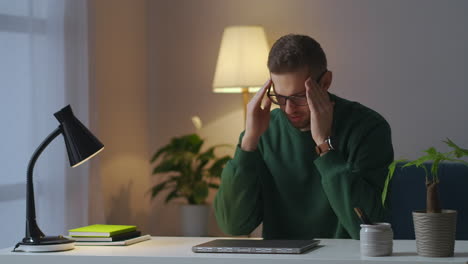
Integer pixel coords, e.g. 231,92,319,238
306,79,320,107
309,83,329,115
305,84,314,106
312,85,333,115
251,79,272,107
262,94,272,111
316,81,328,98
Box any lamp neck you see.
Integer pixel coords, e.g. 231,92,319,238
25,126,62,240
242,87,249,126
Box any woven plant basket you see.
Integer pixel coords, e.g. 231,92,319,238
412,210,457,257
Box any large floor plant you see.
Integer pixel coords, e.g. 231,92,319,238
149,133,231,205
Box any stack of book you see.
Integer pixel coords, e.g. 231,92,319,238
67,224,150,246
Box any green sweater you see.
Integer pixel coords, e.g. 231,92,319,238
214,93,394,239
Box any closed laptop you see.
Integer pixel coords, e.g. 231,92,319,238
192,239,320,254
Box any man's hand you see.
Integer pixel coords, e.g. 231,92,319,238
241,79,273,151
305,76,334,146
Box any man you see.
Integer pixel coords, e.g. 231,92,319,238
214,34,394,239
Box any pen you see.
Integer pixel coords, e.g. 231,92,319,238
354,207,373,225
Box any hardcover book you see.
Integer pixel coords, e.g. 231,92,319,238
69,224,137,237
66,230,141,242
74,235,151,246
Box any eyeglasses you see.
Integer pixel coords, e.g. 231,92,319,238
267,70,328,106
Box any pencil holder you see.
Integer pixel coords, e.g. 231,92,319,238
360,222,393,257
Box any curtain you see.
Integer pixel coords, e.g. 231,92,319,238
0,0,91,248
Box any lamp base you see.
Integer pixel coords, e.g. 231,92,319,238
14,236,75,252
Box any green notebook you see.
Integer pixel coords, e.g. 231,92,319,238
69,224,137,237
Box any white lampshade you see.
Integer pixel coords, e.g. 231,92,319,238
213,26,270,93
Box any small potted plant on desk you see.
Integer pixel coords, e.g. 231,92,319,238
149,133,231,236
382,138,468,257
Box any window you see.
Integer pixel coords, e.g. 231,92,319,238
0,0,89,248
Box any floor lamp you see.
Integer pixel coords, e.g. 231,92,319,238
212,25,270,122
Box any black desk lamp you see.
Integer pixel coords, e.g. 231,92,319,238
14,105,104,252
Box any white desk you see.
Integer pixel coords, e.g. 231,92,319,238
0,237,467,264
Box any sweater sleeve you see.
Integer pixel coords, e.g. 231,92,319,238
213,139,269,236
313,121,394,239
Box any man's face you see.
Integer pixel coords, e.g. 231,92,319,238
270,67,311,130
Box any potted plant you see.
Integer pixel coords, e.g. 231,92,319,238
149,132,231,236
382,138,468,257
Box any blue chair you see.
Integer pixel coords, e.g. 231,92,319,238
388,162,468,240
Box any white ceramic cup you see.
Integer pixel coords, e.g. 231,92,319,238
360,222,393,257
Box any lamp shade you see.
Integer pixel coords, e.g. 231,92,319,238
54,105,104,167
212,26,270,93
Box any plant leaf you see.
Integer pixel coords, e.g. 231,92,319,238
450,158,468,166
192,181,209,205
194,147,215,181
150,144,171,163
423,147,438,157
208,155,231,178
165,190,180,204
173,134,204,154
195,145,232,180
198,147,215,163
150,181,169,199
402,154,433,168
151,134,204,165
152,160,181,175
382,159,406,207
149,133,232,205
444,138,468,158
208,183,220,189
381,139,468,210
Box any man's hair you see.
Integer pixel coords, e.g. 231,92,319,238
267,34,327,74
